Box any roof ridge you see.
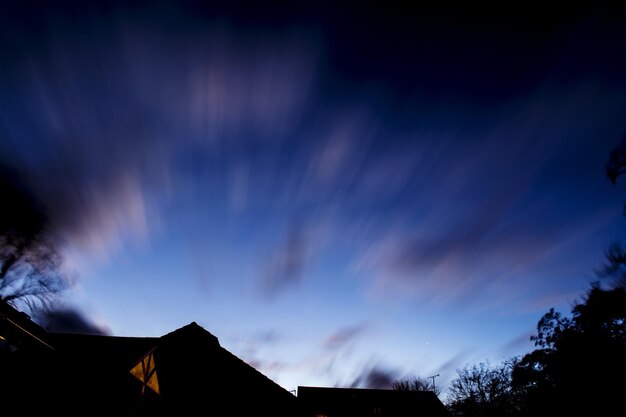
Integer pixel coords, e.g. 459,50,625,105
219,345,295,397
159,321,220,346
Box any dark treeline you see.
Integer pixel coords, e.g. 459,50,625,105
443,283,626,417
448,136,626,416
398,136,626,417
397,281,626,417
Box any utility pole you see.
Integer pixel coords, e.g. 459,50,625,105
427,374,440,393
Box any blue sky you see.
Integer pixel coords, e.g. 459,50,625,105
1,2,626,395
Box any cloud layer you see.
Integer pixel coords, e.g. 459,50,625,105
2,4,624,309
2,2,626,394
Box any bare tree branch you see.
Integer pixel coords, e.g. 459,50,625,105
0,165,68,312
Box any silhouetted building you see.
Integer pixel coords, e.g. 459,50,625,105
1,302,297,416
2,301,449,417
298,386,450,417
0,300,53,352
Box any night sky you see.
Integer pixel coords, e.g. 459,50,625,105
2,2,626,394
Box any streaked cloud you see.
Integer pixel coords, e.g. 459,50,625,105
37,307,111,335
499,331,535,356
0,5,320,262
350,85,626,310
324,323,369,350
259,222,309,297
437,349,474,375
349,364,399,389
2,2,626,395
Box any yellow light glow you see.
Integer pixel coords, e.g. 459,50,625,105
130,349,160,395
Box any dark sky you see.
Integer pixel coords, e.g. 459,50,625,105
1,1,625,393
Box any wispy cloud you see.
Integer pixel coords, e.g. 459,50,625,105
36,307,110,335
348,364,400,389
324,323,369,350
350,85,626,310
0,7,320,263
247,358,290,375
499,331,535,356
232,329,282,348
438,349,474,375
259,222,309,297
3,3,626,395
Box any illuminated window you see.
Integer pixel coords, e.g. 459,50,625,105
130,349,160,395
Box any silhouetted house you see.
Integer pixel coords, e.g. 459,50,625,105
1,302,297,416
0,299,53,352
298,386,450,417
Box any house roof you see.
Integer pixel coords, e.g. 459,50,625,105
47,332,159,372
48,321,295,402
298,386,450,417
3,319,298,415
0,300,53,351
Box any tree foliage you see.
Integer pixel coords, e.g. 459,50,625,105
393,376,441,396
447,359,521,417
447,284,626,417
596,242,626,288
0,166,67,312
512,285,626,416
598,135,626,288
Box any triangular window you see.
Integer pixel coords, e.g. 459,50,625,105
130,349,160,395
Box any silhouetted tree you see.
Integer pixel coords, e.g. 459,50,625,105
0,166,67,312
600,135,626,287
393,376,441,396
512,285,626,417
509,137,626,414
449,136,626,416
596,243,626,288
447,359,522,417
